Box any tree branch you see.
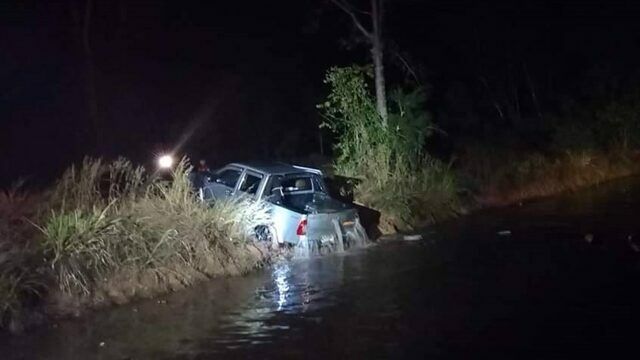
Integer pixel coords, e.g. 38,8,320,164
388,41,420,85
331,0,373,39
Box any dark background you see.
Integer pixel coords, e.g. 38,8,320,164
2,0,639,187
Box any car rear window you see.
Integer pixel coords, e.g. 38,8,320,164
282,176,312,192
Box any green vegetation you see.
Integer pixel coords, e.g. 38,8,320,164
0,158,272,332
320,66,464,232
320,65,640,229
461,147,639,206
459,91,640,206
552,91,640,152
0,183,44,331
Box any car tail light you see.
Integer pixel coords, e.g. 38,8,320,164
296,218,307,236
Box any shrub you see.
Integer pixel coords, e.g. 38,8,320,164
0,241,43,330
0,182,45,330
320,66,462,231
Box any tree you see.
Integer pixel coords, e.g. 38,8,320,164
331,0,388,126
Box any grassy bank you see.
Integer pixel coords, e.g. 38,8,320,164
0,158,273,333
353,148,639,234
460,148,640,207
340,155,464,233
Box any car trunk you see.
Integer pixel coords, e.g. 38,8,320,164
306,207,359,244
282,193,349,214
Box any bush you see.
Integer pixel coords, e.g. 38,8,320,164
320,66,462,231
0,242,43,330
0,183,44,330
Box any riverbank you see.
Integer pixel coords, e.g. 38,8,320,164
471,149,640,207
0,158,280,334
2,151,639,335
351,149,640,233
3,175,640,359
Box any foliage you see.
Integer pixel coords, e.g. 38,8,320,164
35,158,272,298
593,93,640,150
0,183,44,330
0,180,42,223
387,87,435,165
0,241,43,329
552,91,640,152
354,157,461,229
320,66,462,230
459,146,640,206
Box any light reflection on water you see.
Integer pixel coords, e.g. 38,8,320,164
194,255,348,355
274,262,290,311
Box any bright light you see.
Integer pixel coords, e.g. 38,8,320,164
158,154,174,169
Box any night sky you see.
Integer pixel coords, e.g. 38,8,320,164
2,0,639,186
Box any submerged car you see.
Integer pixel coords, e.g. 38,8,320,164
198,161,367,249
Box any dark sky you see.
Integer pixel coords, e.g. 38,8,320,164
2,0,639,186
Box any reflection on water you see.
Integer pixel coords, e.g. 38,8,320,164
171,254,348,358
3,177,640,359
274,262,290,311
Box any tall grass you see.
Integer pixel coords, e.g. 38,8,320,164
32,157,271,312
0,156,274,330
341,151,462,232
460,147,640,206
0,241,43,328
0,182,44,330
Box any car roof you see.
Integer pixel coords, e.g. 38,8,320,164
227,161,323,176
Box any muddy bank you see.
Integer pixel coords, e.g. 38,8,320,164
44,241,276,318
1,241,279,335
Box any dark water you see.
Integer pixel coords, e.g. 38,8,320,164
3,178,640,359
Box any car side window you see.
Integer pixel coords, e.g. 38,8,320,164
264,175,284,204
216,169,241,188
312,176,326,193
239,173,263,196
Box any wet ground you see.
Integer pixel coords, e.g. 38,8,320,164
3,177,640,359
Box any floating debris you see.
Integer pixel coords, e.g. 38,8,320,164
497,230,512,236
403,234,423,241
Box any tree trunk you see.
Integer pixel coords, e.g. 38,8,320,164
371,0,388,126
331,0,388,125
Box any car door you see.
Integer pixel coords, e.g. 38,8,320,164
207,166,243,199
236,170,264,199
